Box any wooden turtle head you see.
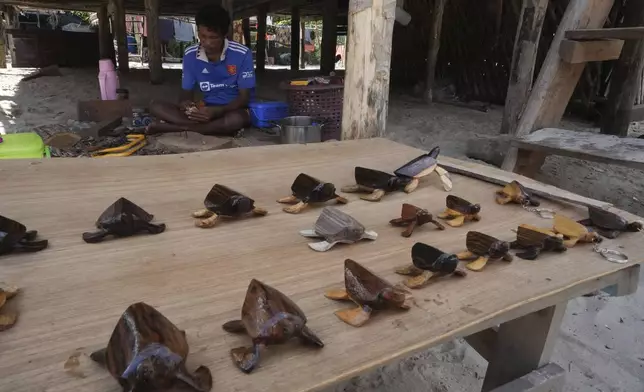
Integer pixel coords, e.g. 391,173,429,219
411,243,459,274
399,203,433,224
354,167,406,191
496,181,540,206
82,198,166,243
0,283,19,331
446,195,481,216
516,224,567,252
239,279,308,343
394,147,440,179
466,231,510,258
203,184,255,217
554,214,602,243
344,259,409,310
314,207,366,244
291,173,339,203
587,207,642,232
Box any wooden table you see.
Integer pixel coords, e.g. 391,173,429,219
0,138,640,392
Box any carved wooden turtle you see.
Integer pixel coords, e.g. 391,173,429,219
0,215,48,256
325,259,412,327
389,203,445,237
437,195,481,227
578,206,643,239
222,279,323,373
457,231,513,271
300,207,377,252
342,147,452,201
0,283,19,332
192,184,267,228
277,173,348,214
495,181,540,206
90,302,212,392
83,198,166,243
550,214,602,247
395,243,467,289
510,224,567,260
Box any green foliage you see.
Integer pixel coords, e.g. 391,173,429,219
70,11,91,24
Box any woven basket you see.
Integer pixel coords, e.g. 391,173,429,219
281,80,344,141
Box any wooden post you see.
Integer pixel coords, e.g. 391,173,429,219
500,0,615,173
242,18,251,49
112,0,129,73
97,4,111,60
600,0,644,137
256,4,267,73
424,0,447,102
500,0,549,135
222,0,234,39
300,20,306,68
144,0,163,84
341,0,397,139
291,7,301,72
321,0,338,74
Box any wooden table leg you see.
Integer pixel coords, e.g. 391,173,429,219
514,149,547,178
482,303,567,392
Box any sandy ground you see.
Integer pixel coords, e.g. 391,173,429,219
1,66,644,391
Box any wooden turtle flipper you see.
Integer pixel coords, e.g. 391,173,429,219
324,289,351,301
445,216,465,227
176,366,213,392
516,247,541,260
335,196,349,204
283,201,308,214
251,207,268,216
403,271,435,289
404,178,420,193
222,320,246,334
230,344,260,374
277,195,299,204
438,208,460,220
89,348,108,367
502,253,514,262
563,237,580,248
430,218,446,230
299,326,324,347
395,264,423,276
401,220,417,237
195,213,219,228
434,166,453,191
192,209,214,219
360,189,386,202
495,193,513,205
334,305,372,327
456,251,475,260
597,229,620,239
340,184,363,193
466,256,489,271
0,312,17,332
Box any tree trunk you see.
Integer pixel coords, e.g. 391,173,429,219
321,0,338,74
424,0,447,103
112,0,129,72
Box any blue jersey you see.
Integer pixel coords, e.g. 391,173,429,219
181,39,255,106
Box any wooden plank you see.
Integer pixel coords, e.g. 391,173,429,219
565,26,644,40
0,138,641,392
341,0,396,139
501,0,615,172
291,6,300,72
97,4,110,60
559,39,624,64
512,127,644,171
77,100,132,122
256,4,267,72
423,0,446,102
321,0,338,74
600,0,644,137
482,304,567,391
602,264,641,297
144,0,163,84
501,0,549,135
112,0,129,72
490,363,565,392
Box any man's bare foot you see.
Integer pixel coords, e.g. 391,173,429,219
146,122,187,135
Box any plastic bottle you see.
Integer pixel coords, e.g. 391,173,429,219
98,59,120,100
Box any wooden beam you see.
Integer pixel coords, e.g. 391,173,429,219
256,4,267,72
291,6,300,72
321,0,338,74
600,0,644,136
144,0,162,84
112,0,129,73
464,327,498,361
559,39,624,63
489,363,566,392
97,4,111,60
341,0,397,140
566,26,644,40
424,0,447,103
500,0,548,135
242,18,251,49
500,0,615,173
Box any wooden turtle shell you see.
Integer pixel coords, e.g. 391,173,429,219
222,279,323,373
511,224,567,260
90,302,212,392
457,231,513,271
578,206,643,239
353,167,408,191
0,215,48,256
553,214,602,247
438,195,481,227
203,184,255,216
290,173,342,203
396,243,466,288
0,283,20,332
300,207,377,252
325,259,411,327
495,181,540,206
393,146,440,179
389,203,445,237
82,198,166,243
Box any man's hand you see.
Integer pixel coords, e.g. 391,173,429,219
187,106,225,123
179,100,195,112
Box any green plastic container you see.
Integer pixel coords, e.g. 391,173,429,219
0,133,50,159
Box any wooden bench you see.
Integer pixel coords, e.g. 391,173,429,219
510,128,644,177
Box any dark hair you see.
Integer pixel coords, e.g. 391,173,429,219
195,5,230,36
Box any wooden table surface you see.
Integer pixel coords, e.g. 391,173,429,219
0,138,641,392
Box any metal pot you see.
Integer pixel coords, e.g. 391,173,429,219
275,116,323,144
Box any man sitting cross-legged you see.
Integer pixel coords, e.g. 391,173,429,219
147,4,255,136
